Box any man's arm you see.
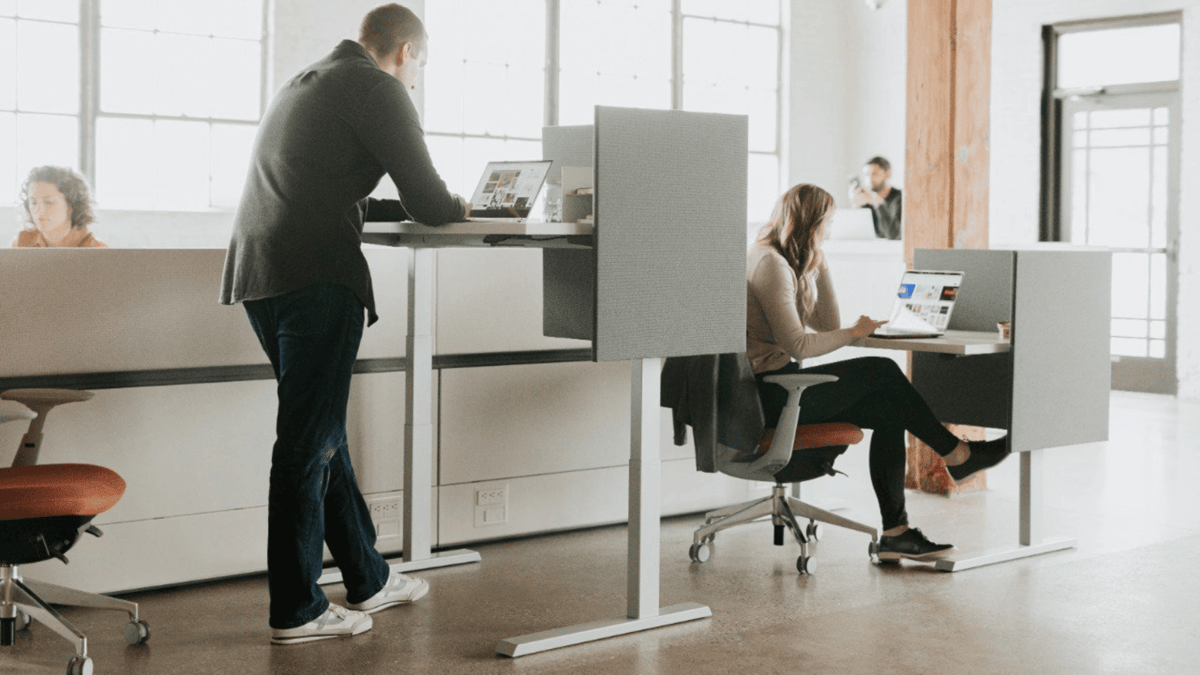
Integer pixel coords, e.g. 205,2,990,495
362,198,410,222
356,78,467,226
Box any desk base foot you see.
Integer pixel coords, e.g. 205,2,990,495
934,538,1075,572
318,549,482,586
497,602,712,657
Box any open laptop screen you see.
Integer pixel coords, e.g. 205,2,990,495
468,160,552,219
873,270,964,338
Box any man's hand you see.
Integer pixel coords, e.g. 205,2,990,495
848,315,887,338
456,194,472,220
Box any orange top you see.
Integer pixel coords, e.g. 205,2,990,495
0,464,125,520
11,228,108,248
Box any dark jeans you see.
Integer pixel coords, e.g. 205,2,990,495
756,356,961,531
244,282,389,629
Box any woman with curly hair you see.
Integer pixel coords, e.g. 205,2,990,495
12,166,108,248
748,183,1010,563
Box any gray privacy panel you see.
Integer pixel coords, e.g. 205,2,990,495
1010,250,1111,452
593,107,748,361
912,249,1015,430
915,248,1015,331
543,124,594,179
542,124,596,341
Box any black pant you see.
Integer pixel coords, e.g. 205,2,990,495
756,357,961,530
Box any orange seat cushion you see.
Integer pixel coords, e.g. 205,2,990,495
793,422,864,450
758,422,865,454
0,464,126,521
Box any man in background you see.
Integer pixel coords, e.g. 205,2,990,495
850,156,902,240
220,3,469,645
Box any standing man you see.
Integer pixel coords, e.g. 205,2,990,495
220,4,470,645
850,156,902,240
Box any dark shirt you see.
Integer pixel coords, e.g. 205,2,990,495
220,40,464,324
864,187,902,240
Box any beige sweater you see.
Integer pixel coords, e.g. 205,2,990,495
746,243,856,373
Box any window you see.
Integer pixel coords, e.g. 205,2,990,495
1043,12,1181,392
0,0,266,210
423,0,784,223
0,1,82,201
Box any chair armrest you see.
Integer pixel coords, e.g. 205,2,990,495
762,374,839,389
749,374,839,476
0,403,37,425
1,389,94,467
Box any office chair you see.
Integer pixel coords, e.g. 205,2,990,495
0,389,149,675
678,363,879,575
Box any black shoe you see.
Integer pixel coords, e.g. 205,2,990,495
876,527,955,562
947,436,1011,483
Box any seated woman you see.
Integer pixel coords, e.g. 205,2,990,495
748,183,1009,563
12,166,108,248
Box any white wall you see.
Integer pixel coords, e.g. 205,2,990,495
786,0,906,207
990,0,1200,398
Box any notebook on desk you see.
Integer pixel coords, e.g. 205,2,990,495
871,270,965,339
465,160,553,222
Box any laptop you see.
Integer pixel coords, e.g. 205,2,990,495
871,270,965,339
466,160,553,222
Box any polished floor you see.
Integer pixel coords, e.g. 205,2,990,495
4,391,1198,674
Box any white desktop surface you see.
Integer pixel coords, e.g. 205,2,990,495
362,219,592,244
859,330,1011,356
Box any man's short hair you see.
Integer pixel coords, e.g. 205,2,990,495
865,156,891,173
359,4,427,59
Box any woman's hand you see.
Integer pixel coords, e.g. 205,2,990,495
848,315,887,338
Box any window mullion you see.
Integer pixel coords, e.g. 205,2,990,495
544,0,559,127
671,0,682,110
80,0,99,184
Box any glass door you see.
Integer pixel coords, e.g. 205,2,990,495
1060,91,1179,393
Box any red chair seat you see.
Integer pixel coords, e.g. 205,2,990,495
0,464,125,521
793,423,864,450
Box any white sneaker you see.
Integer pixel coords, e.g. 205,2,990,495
346,572,429,614
270,604,372,645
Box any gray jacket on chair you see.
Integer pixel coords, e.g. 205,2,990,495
660,353,765,473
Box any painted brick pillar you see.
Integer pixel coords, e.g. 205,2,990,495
903,0,992,494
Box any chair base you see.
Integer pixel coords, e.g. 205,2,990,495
690,484,878,573
0,564,149,662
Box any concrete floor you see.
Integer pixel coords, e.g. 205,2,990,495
3,391,1198,674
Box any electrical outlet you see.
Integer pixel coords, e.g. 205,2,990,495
474,484,508,527
368,496,402,539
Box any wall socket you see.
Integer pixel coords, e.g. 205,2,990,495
474,484,508,527
368,495,402,539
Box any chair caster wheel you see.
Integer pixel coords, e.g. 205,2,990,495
806,522,823,541
15,609,31,631
689,543,711,563
67,656,93,675
796,555,816,575
868,540,880,560
124,619,150,645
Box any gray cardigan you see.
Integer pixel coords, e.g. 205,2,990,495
220,40,464,325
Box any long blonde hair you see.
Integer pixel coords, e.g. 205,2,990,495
755,183,835,315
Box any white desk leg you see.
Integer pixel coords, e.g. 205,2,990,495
497,358,711,657
319,248,478,587
934,449,1074,572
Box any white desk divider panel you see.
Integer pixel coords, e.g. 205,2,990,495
500,107,749,657
910,248,1111,571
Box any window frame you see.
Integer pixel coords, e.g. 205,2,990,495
1039,11,1181,241
1,0,271,210
423,0,786,216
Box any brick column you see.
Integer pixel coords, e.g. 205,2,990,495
903,0,992,495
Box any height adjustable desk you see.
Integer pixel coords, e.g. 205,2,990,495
351,107,750,656
862,247,1112,571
